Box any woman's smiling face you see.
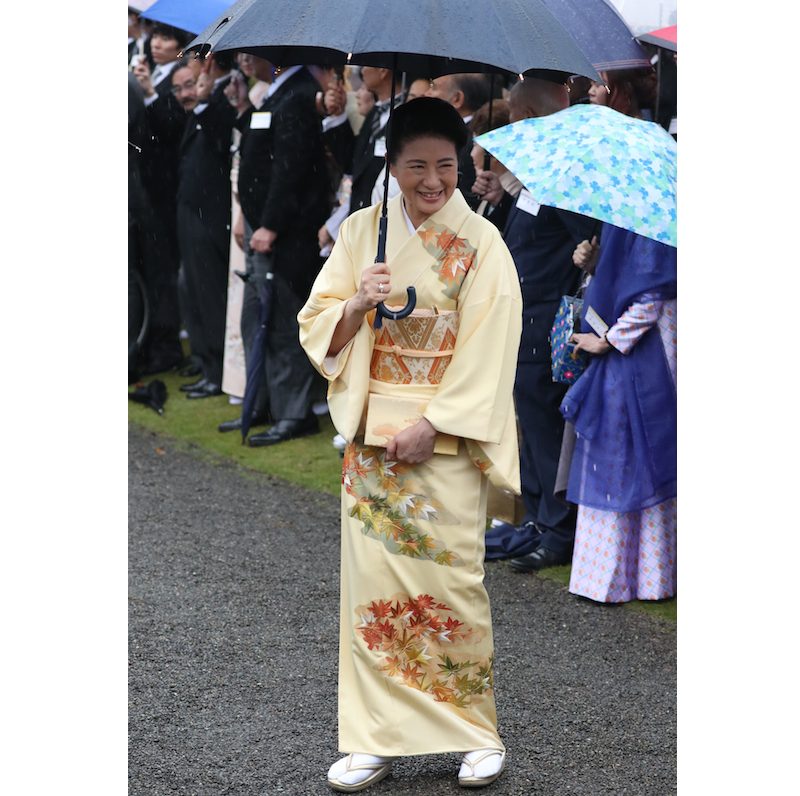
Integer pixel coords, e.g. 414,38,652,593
390,135,459,226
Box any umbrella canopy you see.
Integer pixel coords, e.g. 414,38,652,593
142,0,232,36
186,0,599,81
475,104,677,247
637,24,677,52
541,0,650,73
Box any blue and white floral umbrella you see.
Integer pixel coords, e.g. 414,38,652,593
475,104,677,247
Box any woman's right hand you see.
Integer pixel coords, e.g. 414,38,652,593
351,262,392,313
573,235,599,274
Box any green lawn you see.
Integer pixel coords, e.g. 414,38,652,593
129,368,676,624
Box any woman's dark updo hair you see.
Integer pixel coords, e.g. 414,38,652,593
386,97,468,164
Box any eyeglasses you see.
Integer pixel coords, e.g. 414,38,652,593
171,79,197,95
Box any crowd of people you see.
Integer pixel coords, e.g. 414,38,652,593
128,6,677,791
127,9,677,604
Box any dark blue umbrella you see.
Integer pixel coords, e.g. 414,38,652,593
187,0,599,80
142,0,232,35
236,269,274,443
540,0,651,72
186,0,600,326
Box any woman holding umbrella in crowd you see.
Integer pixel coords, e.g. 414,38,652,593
299,97,522,791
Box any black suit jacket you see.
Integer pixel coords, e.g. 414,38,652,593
236,68,331,293
141,64,186,212
458,131,480,210
503,202,597,364
347,104,389,214
177,81,237,227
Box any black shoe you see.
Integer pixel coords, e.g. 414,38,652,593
248,416,320,447
180,377,208,393
186,382,223,399
217,412,270,433
509,546,572,573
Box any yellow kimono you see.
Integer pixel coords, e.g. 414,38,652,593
298,189,522,756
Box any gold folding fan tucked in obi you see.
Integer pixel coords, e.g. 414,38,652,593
365,309,459,454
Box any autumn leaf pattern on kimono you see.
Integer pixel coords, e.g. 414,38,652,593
417,223,478,300
355,593,494,709
343,443,464,567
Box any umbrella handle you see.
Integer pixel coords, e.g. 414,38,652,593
374,287,417,329
372,216,416,328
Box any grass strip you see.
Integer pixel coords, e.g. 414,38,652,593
129,369,675,623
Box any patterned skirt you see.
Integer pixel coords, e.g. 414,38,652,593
337,310,503,755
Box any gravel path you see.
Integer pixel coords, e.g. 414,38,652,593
129,425,676,796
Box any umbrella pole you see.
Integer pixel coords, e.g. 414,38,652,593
655,50,662,126
375,54,398,264
482,73,496,172
373,54,416,329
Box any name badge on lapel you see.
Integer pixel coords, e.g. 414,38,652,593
373,137,387,158
250,111,272,130
516,189,541,217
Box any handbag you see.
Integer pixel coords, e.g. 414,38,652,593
550,294,589,385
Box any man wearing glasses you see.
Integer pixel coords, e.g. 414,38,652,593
131,23,193,375
171,56,238,399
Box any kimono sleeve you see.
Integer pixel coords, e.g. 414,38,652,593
297,215,375,441
423,226,522,446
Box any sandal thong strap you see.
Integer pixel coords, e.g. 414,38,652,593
461,749,505,779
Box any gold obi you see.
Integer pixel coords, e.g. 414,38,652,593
369,309,459,386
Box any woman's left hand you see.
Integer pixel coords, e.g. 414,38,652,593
571,332,612,356
386,418,437,464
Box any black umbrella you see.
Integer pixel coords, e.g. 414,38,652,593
235,268,274,443
128,379,168,415
186,0,599,324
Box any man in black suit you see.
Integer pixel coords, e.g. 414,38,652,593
131,24,193,374
480,77,597,572
229,61,331,445
171,55,237,399
425,73,492,209
347,66,403,215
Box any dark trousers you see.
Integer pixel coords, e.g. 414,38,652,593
241,219,320,421
176,203,230,385
514,360,577,555
135,199,183,369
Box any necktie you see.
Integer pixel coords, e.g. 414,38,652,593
152,66,164,86
370,100,391,142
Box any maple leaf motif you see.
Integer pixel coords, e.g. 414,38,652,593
434,550,457,567
410,594,436,613
381,655,403,677
380,624,397,644
418,227,438,246
368,600,393,619
400,663,424,688
443,616,464,634
360,626,384,650
358,611,376,627
436,230,457,250
441,251,469,279
431,683,456,702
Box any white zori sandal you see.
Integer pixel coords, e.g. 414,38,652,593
458,748,507,788
327,753,395,792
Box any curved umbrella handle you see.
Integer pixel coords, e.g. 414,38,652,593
373,287,417,329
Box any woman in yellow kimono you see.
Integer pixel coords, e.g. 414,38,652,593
298,98,522,792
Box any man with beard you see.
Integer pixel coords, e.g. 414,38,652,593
171,57,238,399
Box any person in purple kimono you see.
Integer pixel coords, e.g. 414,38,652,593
564,225,677,603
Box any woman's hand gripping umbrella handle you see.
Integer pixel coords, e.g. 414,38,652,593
373,214,416,329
